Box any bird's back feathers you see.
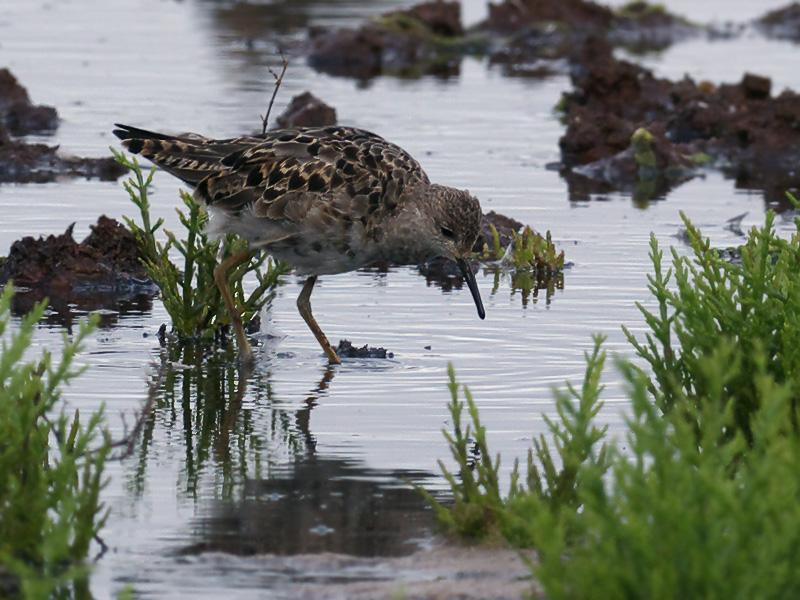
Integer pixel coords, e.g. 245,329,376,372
112,124,430,221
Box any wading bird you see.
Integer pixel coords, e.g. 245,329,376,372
114,124,485,364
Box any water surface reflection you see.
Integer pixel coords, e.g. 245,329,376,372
131,344,437,562
183,456,436,557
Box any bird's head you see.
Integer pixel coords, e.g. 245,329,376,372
425,184,485,320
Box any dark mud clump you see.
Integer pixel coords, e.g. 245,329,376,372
481,0,696,72
755,3,800,42
307,1,481,79
476,210,524,251
0,68,125,183
0,216,155,298
480,0,615,34
336,339,394,359
0,128,126,183
304,0,695,81
0,68,58,135
275,92,336,129
558,40,800,201
609,1,697,50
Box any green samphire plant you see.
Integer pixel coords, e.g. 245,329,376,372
0,285,109,599
113,150,289,342
482,224,565,307
431,202,800,599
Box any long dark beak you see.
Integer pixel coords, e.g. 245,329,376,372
457,258,485,320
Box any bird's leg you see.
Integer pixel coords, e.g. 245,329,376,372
297,276,341,365
214,249,255,364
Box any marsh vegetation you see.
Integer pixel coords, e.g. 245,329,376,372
430,201,800,598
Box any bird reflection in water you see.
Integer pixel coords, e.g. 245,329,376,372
132,343,437,557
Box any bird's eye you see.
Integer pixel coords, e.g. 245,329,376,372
440,226,455,239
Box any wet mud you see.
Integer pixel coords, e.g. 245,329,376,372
0,68,58,136
336,339,395,359
0,68,126,183
0,131,126,183
275,91,337,129
304,0,699,81
481,0,697,66
306,1,479,79
755,3,800,42
558,39,800,201
478,210,524,250
0,216,156,306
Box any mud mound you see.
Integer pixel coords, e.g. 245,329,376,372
478,210,524,251
336,339,394,359
0,68,126,183
480,0,696,62
275,92,337,129
480,0,614,34
558,40,800,201
0,130,126,183
755,3,800,42
0,216,154,296
0,68,58,135
307,1,476,79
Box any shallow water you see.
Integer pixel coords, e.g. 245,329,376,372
2,0,799,596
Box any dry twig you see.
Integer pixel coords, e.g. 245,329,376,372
261,50,289,135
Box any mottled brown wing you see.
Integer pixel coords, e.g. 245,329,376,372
199,126,431,222
115,124,430,225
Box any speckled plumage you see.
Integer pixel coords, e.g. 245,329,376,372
113,124,481,274
113,123,486,363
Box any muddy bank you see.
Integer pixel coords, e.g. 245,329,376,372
305,0,698,81
478,210,524,250
478,0,697,76
0,68,126,183
477,0,701,49
306,1,483,79
0,216,156,303
558,40,800,201
755,3,800,42
0,68,58,135
0,129,126,183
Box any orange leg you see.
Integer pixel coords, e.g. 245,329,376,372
297,276,341,365
213,249,254,364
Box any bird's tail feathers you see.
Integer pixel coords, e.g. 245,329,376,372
112,123,223,186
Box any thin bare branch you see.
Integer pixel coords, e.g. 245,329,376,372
260,50,289,135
